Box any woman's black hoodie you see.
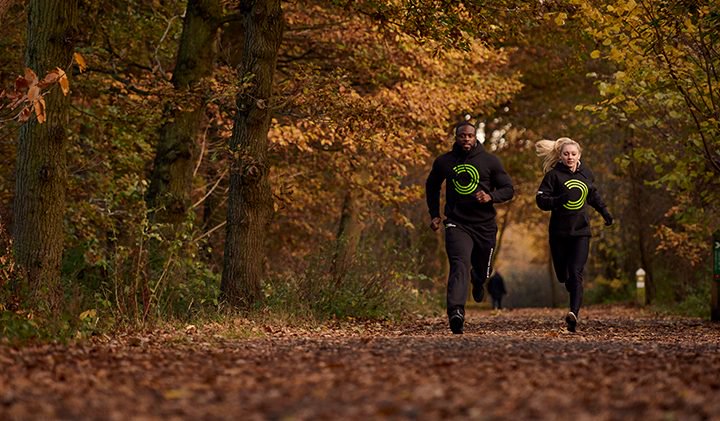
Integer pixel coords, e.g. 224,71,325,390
536,161,610,237
426,142,514,227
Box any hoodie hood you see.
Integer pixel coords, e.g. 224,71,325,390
451,140,484,158
554,160,582,174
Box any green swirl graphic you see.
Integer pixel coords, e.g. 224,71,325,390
563,179,588,210
451,164,480,195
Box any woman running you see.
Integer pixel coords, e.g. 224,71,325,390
535,137,613,332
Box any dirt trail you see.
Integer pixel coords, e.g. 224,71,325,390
1,306,719,420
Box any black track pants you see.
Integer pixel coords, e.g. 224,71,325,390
444,223,496,315
549,234,589,316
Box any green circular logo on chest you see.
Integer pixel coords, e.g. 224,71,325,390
452,164,480,195
563,179,588,210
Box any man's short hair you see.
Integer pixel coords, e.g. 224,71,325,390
454,121,476,135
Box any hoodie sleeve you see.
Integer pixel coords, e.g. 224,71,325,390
488,156,514,203
536,171,558,211
425,158,444,219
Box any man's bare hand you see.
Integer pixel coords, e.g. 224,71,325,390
430,217,442,231
475,190,492,203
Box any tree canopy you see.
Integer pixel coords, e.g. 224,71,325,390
0,0,716,326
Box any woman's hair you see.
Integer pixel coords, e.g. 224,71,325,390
535,137,582,173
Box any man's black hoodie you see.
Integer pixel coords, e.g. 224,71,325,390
426,142,514,227
536,161,610,237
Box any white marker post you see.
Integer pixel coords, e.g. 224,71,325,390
635,268,646,306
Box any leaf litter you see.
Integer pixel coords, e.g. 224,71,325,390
0,305,718,420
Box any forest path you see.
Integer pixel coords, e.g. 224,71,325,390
1,306,719,420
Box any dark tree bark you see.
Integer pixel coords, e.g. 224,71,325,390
629,168,656,305
548,244,559,307
221,0,283,308
493,203,513,268
146,0,221,227
13,0,78,311
332,189,362,283
145,0,222,285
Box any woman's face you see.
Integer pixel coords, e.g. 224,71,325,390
560,144,581,169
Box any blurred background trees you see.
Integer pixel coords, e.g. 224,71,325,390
1,0,716,332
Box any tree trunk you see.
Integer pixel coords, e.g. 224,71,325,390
145,0,221,283
146,0,221,227
629,161,655,305
332,189,362,283
548,243,558,307
221,0,283,308
493,203,513,268
13,0,78,312
638,216,655,306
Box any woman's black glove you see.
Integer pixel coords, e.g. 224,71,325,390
600,209,613,226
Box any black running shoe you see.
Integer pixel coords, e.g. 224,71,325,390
449,309,464,334
471,270,485,303
565,311,578,333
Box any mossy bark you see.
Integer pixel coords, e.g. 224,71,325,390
13,0,78,312
221,0,284,308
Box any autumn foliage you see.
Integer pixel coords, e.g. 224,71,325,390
0,0,716,331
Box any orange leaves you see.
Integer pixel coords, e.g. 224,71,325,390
73,52,87,73
1,66,70,124
32,96,46,123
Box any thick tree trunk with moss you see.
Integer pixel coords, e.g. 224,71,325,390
146,0,221,227
145,0,221,286
221,0,283,308
12,0,78,311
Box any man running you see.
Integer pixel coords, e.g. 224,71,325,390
426,121,514,334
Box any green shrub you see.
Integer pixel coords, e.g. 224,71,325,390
653,281,711,319
584,275,633,305
265,242,440,321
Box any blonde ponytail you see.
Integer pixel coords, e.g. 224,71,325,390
535,137,582,173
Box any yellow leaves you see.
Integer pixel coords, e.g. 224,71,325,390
668,110,683,119
622,0,637,12
554,13,567,26
608,47,624,62
682,17,697,33
58,70,70,95
590,50,601,59
42,68,70,97
79,309,97,320
624,100,639,113
73,52,87,72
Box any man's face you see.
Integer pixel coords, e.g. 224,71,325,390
455,125,476,152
